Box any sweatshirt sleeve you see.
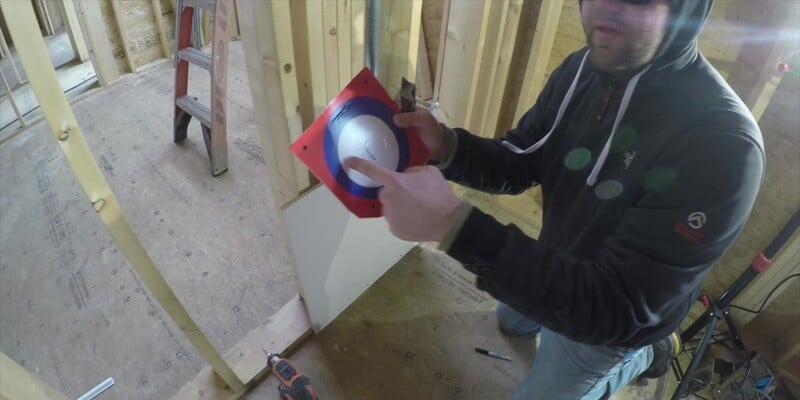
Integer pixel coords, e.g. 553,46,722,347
443,131,764,347
438,52,579,194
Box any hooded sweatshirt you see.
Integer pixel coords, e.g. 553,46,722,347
437,0,764,348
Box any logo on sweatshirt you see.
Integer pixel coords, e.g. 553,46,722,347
623,151,637,170
687,212,706,229
673,212,707,244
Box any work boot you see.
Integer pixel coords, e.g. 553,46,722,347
640,331,681,379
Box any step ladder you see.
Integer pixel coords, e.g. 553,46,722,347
174,0,232,176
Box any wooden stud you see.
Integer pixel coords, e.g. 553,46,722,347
322,0,340,99
109,0,137,72
305,0,328,117
0,0,244,392
0,352,69,400
0,69,25,128
415,21,433,101
0,28,24,85
350,0,367,79
432,0,450,102
271,0,310,192
73,0,120,86
152,0,172,58
287,1,315,130
236,0,301,207
465,0,505,134
726,1,799,121
37,0,56,36
172,295,311,400
58,0,90,62
337,0,352,87
376,0,422,97
433,0,483,126
481,0,523,137
514,0,563,122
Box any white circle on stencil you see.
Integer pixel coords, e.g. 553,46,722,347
338,115,399,188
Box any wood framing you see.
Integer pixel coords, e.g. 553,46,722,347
0,25,24,85
236,0,302,206
152,0,172,58
514,0,563,122
58,0,90,62
0,352,69,400
465,0,523,137
73,0,120,86
0,69,25,128
270,0,311,191
726,1,799,121
109,0,137,72
434,0,484,126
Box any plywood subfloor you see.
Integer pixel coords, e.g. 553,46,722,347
0,41,296,400
246,244,675,400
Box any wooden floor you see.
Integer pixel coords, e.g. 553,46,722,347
1,40,681,399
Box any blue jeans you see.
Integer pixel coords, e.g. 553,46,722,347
497,303,654,400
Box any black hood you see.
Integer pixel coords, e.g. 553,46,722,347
579,0,714,70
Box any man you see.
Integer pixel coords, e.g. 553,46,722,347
346,0,764,398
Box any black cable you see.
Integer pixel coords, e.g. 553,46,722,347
728,273,800,314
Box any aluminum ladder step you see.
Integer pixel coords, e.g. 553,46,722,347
178,48,211,71
176,95,211,127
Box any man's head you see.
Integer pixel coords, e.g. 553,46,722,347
581,0,672,73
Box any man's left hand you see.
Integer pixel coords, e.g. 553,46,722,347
344,157,464,242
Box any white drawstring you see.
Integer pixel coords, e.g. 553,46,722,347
585,64,651,186
501,51,590,155
501,50,651,186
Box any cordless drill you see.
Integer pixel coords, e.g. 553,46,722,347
264,351,318,400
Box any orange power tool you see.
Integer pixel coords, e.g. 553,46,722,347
264,351,318,400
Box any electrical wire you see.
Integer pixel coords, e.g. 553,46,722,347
729,273,800,314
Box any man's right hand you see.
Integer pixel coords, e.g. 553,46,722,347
393,110,447,162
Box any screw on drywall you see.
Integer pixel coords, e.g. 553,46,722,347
92,198,106,212
58,129,70,141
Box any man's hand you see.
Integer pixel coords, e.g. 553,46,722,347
394,111,446,162
344,157,464,242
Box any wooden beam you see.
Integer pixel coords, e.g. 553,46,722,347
152,0,172,58
514,0,563,122
0,352,69,400
109,0,137,72
287,1,315,129
58,0,90,62
305,0,328,117
0,70,25,128
350,0,366,80
73,0,120,86
236,0,301,206
271,0,310,192
0,28,24,85
172,295,312,400
377,0,422,97
337,0,353,87
432,0,450,102
0,0,243,392
482,0,523,137
433,0,483,126
415,21,433,100
725,1,798,121
36,0,55,36
322,0,340,99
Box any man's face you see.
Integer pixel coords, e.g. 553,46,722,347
581,0,671,73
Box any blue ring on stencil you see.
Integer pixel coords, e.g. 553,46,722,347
324,97,409,199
